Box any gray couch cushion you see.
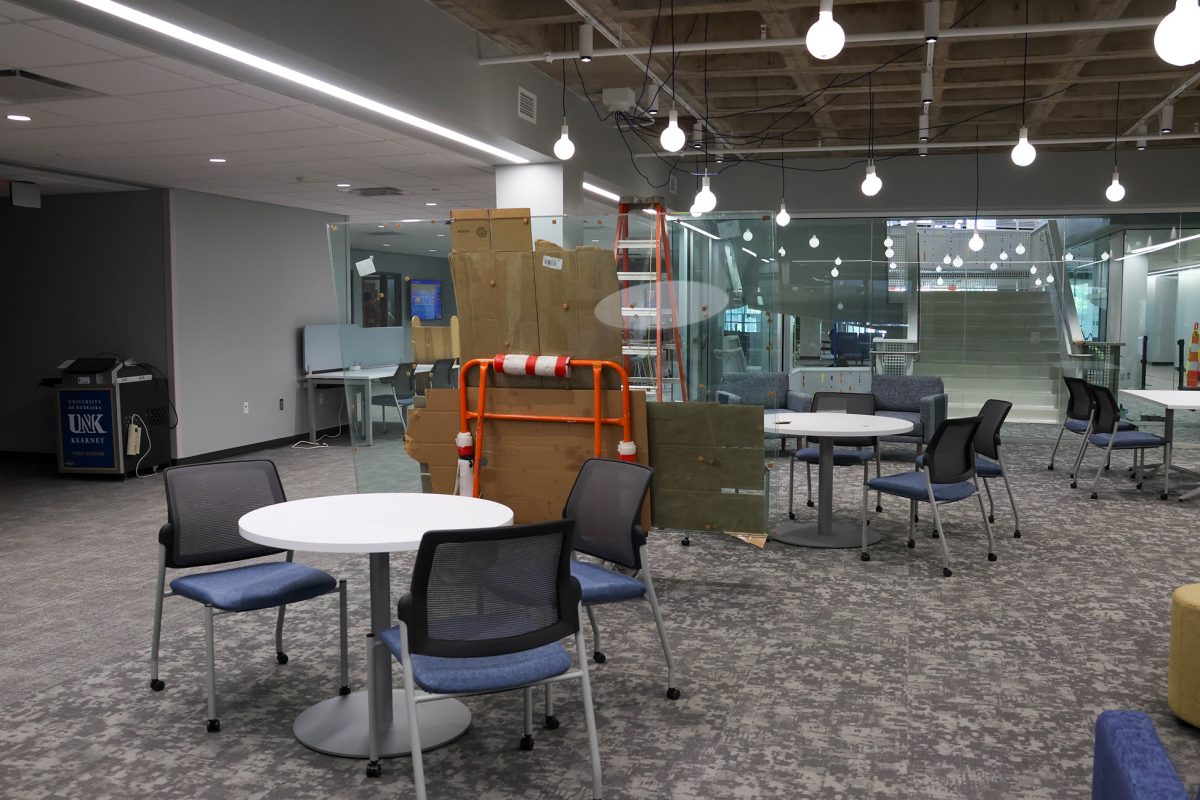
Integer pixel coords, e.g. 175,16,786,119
717,372,789,409
873,374,944,412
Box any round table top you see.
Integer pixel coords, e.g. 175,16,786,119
764,411,914,438
239,493,515,553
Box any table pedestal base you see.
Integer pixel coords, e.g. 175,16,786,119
293,690,471,758
773,521,881,549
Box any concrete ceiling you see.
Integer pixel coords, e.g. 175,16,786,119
433,0,1199,156
0,0,497,218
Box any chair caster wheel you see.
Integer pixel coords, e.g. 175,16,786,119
788,512,796,520
1161,493,1169,500
149,679,165,692
806,501,814,508
276,652,288,665
680,537,690,546
987,552,997,562
914,514,920,522
1014,530,1022,539
519,735,534,751
907,539,915,548
338,685,351,696
206,719,220,733
593,651,606,664
988,515,995,523
666,687,681,700
366,761,382,778
875,505,883,513
1090,493,1098,499
544,715,560,730
942,568,953,578
1070,482,1078,489
930,531,940,539
1105,464,1111,471
1046,465,1054,471
860,552,870,562
1136,483,1144,490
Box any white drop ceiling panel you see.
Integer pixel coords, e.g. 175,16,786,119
0,1,44,20
204,107,332,133
0,23,121,67
267,126,380,147
225,83,307,108
132,86,277,115
29,95,178,123
138,55,240,86
28,18,157,58
36,59,207,95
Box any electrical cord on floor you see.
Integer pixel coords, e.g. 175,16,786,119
130,413,156,478
293,394,345,449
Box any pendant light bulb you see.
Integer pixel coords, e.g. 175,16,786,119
553,121,575,160
969,232,985,252
990,262,998,270
861,162,882,196
690,206,703,218
888,261,897,270
743,229,754,242
1102,251,1110,260
1015,242,1026,255
952,255,964,268
778,246,787,257
1000,250,1008,261
693,175,717,213
943,254,952,265
834,256,842,266
1030,265,1037,275
1011,126,1036,167
806,2,846,61
935,265,942,273
885,248,895,259
660,108,686,152
1035,277,1043,286
883,236,894,248
1105,167,1126,203
1154,0,1200,67
1064,252,1075,262
936,276,944,286
830,266,840,278
776,202,791,227
809,234,820,248
1047,274,1055,283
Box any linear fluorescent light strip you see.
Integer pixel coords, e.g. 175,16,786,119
581,181,621,202
741,247,757,257
676,220,719,240
1127,232,1200,256
73,0,528,164
1148,262,1200,276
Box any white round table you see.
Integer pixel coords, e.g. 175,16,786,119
765,411,914,548
239,493,513,759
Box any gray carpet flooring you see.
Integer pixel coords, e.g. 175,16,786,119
4,425,1200,799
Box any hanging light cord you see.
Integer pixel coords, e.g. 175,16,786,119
868,72,875,161
974,125,981,223
1112,81,1121,167
1021,0,1029,126
561,24,568,119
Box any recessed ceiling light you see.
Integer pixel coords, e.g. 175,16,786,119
401,219,422,223
208,157,226,163
377,224,385,228
336,183,351,188
428,249,436,252
425,202,438,206
436,233,445,237
6,114,32,122
382,243,391,247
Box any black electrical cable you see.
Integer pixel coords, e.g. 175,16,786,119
1113,81,1121,168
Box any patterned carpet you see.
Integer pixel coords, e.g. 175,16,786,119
3,427,1200,799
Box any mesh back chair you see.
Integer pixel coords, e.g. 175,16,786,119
368,520,602,800
430,357,457,389
560,458,679,705
863,417,996,577
370,362,416,433
1049,376,1136,477
1074,384,1167,500
151,460,348,732
788,392,883,519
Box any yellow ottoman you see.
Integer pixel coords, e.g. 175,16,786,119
1169,584,1200,726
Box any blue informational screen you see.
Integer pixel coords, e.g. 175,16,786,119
410,279,442,321
59,387,117,470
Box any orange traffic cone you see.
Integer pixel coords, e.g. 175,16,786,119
1188,322,1199,389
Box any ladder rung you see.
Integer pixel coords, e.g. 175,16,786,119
629,376,681,384
620,307,673,317
617,239,657,250
623,343,677,353
617,271,658,281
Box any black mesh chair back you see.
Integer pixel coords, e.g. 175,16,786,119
405,519,580,658
1063,376,1094,421
392,362,417,399
161,460,286,569
563,458,653,570
810,391,876,446
1088,383,1123,433
924,417,984,484
431,358,457,389
973,399,1013,461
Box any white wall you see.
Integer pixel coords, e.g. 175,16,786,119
168,190,345,458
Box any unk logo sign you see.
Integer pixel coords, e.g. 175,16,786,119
68,414,107,434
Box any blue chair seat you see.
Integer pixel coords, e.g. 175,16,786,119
915,454,1003,477
379,627,571,694
793,447,875,466
1066,418,1135,433
1088,431,1165,450
867,471,977,502
571,560,645,604
170,561,336,612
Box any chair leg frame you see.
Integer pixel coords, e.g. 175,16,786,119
585,605,602,659
1070,418,1095,484
203,604,218,727
924,482,954,575
150,545,169,686
996,449,1022,538
1047,422,1067,469
787,456,796,517
639,545,679,695
1088,430,1120,498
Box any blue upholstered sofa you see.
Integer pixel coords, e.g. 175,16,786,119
715,372,807,414
870,374,948,447
1092,711,1189,800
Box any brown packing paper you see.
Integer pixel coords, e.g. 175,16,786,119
449,250,541,388
490,208,533,252
449,209,491,252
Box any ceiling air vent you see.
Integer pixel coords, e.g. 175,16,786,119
355,187,404,197
517,86,537,124
0,70,98,103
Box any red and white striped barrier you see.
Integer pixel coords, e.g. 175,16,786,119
492,353,571,378
454,431,474,497
618,440,637,462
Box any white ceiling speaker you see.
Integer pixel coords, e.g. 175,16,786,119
806,0,845,60
1155,1,1200,66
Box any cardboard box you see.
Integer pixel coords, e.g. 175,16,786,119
490,207,532,252
450,209,491,252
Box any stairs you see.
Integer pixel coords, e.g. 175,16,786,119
914,291,1063,423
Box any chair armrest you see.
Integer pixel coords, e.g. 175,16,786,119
785,391,812,413
568,577,583,609
716,390,741,405
396,593,413,625
920,393,949,443
632,524,648,553
157,523,173,548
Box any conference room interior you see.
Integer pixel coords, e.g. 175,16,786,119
5,1,1200,799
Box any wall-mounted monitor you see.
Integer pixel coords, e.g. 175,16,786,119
410,279,442,321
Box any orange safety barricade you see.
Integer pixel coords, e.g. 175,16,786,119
455,356,636,498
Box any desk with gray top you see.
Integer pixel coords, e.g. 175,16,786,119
1120,389,1200,500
